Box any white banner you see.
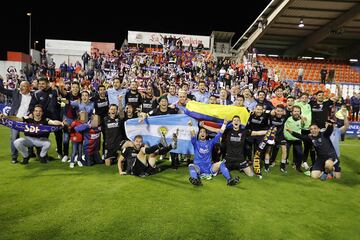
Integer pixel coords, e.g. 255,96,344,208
128,31,210,48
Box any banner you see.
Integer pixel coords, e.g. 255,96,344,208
0,118,63,133
346,122,360,136
185,101,250,126
128,31,210,48
125,114,198,154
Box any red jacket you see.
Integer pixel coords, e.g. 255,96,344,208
70,120,84,142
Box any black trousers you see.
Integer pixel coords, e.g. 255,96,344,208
301,130,316,165
352,106,359,121
286,140,303,169
54,130,63,156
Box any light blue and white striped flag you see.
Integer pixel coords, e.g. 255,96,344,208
124,114,198,154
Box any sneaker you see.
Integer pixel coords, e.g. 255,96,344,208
77,160,83,167
149,166,162,175
327,172,334,180
57,154,63,160
160,132,168,147
70,162,75,168
61,155,68,163
264,167,270,173
296,167,303,173
28,151,36,158
40,156,48,164
304,170,311,177
227,176,240,186
301,162,310,170
21,157,30,165
11,159,19,164
320,172,327,181
280,167,287,174
200,174,212,180
189,177,202,186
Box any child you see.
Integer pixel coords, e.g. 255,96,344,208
74,114,102,166
69,111,87,168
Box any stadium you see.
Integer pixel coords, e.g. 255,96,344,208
1,0,360,239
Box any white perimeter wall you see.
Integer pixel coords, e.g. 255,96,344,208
46,39,91,67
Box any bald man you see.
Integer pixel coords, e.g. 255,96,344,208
0,79,32,163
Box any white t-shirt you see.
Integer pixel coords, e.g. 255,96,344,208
16,93,31,118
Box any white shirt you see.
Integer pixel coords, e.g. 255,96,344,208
16,93,31,118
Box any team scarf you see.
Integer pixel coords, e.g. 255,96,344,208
253,126,277,178
0,118,63,133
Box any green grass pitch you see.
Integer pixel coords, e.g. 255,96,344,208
0,126,360,240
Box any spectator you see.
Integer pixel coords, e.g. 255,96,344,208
82,51,90,70
351,92,360,121
320,66,327,84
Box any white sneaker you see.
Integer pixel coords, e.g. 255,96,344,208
301,162,310,170
77,160,83,167
61,155,68,163
70,162,75,168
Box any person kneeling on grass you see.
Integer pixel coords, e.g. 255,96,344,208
1,104,64,164
117,133,177,177
286,123,341,180
188,119,239,186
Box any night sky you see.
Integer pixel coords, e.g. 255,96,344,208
0,0,271,59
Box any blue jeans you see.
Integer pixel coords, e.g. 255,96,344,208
71,142,83,163
10,129,20,160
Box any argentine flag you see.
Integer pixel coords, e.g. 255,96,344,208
125,114,198,154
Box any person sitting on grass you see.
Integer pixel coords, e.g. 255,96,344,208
117,133,178,177
188,119,240,186
286,123,341,180
1,104,64,164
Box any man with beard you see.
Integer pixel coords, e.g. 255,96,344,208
286,123,341,180
284,106,307,172
125,81,142,110
188,119,240,186
222,116,267,177
117,134,177,177
193,81,210,103
29,77,63,159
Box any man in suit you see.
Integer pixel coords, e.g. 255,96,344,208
0,78,32,163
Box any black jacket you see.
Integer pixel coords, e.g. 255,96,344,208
0,80,33,116
29,87,61,120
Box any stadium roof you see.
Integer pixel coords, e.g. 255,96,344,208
232,0,360,59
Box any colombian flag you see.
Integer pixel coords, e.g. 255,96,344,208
184,101,250,126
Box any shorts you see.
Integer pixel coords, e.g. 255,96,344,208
104,146,120,159
312,158,341,172
275,139,287,146
189,163,218,176
131,158,149,176
225,160,249,171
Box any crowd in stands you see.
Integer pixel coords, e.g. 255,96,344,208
0,40,359,184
